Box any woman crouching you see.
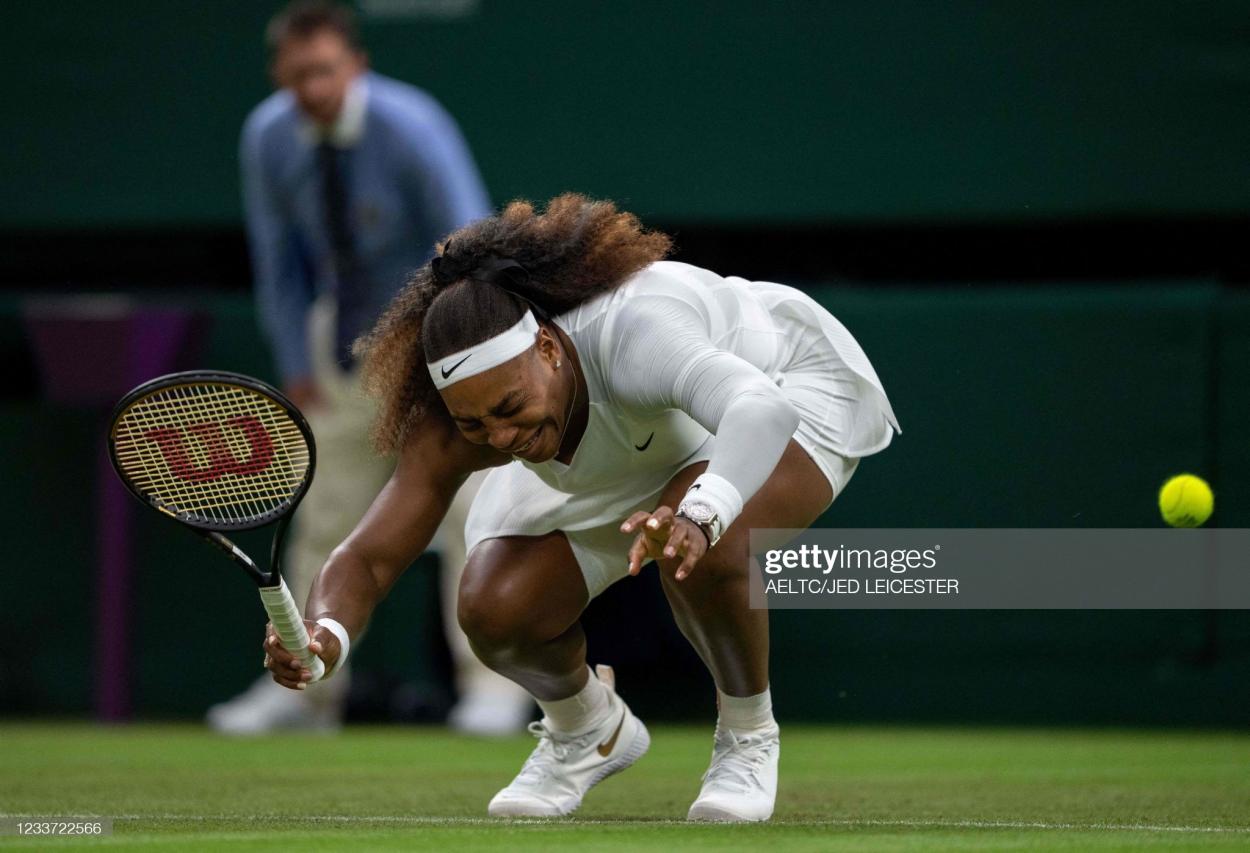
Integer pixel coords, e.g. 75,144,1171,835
262,194,900,821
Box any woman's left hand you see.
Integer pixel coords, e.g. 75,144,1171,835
620,505,709,580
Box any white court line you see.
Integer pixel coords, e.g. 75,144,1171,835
4,814,1249,834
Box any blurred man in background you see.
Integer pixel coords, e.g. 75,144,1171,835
209,0,531,735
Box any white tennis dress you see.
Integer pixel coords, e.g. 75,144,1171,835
464,261,900,597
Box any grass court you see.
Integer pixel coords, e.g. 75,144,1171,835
2,723,1248,850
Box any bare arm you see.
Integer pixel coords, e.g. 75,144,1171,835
305,416,504,646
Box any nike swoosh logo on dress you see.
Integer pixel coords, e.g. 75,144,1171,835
634,432,655,451
441,354,471,379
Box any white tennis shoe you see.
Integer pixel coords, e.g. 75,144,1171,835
488,668,649,817
687,726,780,822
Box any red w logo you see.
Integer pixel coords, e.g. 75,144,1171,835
144,416,275,482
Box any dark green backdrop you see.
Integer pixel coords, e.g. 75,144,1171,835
2,284,1246,725
4,0,1249,227
3,0,1246,726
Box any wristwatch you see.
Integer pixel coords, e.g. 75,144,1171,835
676,501,722,548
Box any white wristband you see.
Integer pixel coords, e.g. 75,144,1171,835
314,617,351,681
680,472,745,534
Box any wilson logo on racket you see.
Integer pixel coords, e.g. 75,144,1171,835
143,416,275,482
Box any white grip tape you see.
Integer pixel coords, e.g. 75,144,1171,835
258,578,326,682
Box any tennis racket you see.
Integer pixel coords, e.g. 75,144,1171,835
108,370,325,681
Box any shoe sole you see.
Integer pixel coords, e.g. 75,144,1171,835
686,802,772,823
489,718,651,818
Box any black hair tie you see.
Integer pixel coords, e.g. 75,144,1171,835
471,256,528,287
429,240,476,286
429,249,548,320
476,258,551,322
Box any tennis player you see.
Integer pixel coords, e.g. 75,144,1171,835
262,194,900,821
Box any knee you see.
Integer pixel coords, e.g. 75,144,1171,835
457,566,549,655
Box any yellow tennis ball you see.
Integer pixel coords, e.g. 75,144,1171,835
1158,474,1214,528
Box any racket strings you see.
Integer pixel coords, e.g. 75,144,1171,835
116,387,305,524
112,382,311,526
131,386,305,515
116,389,302,524
119,385,306,519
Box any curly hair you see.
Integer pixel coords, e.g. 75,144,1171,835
355,194,672,453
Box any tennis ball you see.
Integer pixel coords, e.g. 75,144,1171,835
1158,474,1214,528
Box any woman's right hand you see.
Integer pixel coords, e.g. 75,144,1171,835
261,621,341,690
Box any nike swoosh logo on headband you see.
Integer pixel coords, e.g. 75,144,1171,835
634,432,654,451
441,355,471,379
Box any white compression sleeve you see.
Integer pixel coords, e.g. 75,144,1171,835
607,295,799,530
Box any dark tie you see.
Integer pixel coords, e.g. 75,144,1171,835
317,142,362,369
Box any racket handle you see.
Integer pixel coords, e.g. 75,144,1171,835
258,578,326,682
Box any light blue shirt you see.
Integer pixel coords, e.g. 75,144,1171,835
241,71,491,382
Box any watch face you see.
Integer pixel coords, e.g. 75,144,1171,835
680,502,717,525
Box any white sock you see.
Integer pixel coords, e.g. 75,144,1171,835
717,686,776,733
537,667,611,734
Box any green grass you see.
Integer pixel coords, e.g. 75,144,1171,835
1,723,1248,850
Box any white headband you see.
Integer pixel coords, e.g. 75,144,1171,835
427,310,541,390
